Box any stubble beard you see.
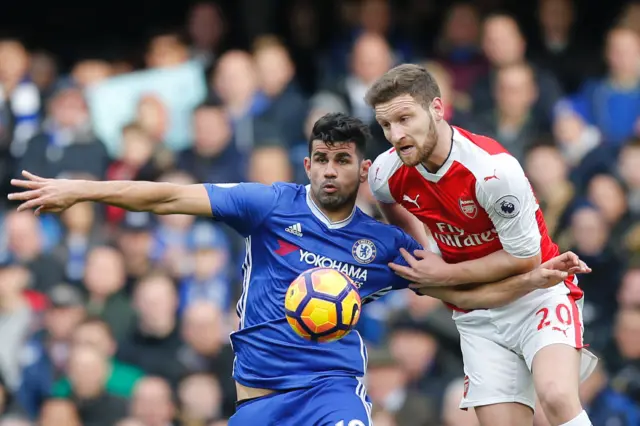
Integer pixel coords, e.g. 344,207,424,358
398,115,438,168
313,184,359,212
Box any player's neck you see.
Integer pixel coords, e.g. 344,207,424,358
309,191,355,223
421,122,453,173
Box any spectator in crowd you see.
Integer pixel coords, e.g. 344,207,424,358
105,123,157,213
53,202,106,286
2,211,65,292
83,246,135,341
129,377,176,426
524,144,575,238
65,345,129,425
0,263,33,392
552,111,611,189
565,26,640,148
0,38,41,152
178,302,235,418
252,35,308,149
150,171,199,279
51,318,144,400
618,138,640,237
115,212,155,291
365,348,437,425
472,13,563,127
609,307,640,404
579,353,640,424
329,32,393,125
38,399,81,426
177,373,224,425
16,86,109,179
117,273,185,387
144,31,190,70
135,94,172,150
186,2,226,69
178,224,232,315
387,315,459,416
466,63,545,162
210,50,270,152
530,0,598,94
70,59,113,89
176,102,247,185
17,284,86,417
618,266,640,308
565,205,624,350
321,0,412,84
434,2,487,98
29,51,58,107
585,174,630,250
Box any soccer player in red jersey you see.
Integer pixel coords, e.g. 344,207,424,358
366,64,596,426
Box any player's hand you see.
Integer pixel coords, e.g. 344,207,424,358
527,267,571,290
8,170,82,216
389,248,454,287
541,251,591,275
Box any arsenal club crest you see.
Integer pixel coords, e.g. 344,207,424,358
459,198,478,219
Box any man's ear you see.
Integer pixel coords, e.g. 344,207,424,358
304,157,312,180
430,97,445,122
360,159,372,183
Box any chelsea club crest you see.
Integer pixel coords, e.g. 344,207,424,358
352,239,377,264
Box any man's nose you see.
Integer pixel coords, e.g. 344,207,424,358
390,124,405,143
324,162,338,177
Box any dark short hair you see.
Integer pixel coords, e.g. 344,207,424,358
308,112,371,158
365,63,441,108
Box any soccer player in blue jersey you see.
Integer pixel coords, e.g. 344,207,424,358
9,113,588,426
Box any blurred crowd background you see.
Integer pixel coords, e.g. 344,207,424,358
1,0,640,425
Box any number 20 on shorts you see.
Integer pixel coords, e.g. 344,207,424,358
536,303,572,334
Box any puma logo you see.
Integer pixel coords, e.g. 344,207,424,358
402,194,420,208
551,326,569,338
484,169,499,182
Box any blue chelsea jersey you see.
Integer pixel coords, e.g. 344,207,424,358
205,182,421,390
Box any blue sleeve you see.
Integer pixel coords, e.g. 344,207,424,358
204,183,279,237
390,231,424,290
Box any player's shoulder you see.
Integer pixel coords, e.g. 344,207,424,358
270,182,307,199
255,182,307,213
370,147,404,179
452,126,524,182
369,148,404,203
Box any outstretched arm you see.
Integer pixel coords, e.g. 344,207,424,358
8,171,279,237
9,171,212,216
416,252,590,310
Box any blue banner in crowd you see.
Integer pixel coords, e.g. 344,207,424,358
85,61,208,157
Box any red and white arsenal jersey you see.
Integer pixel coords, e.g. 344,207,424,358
369,126,582,301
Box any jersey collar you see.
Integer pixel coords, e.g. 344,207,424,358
415,125,460,183
305,185,356,229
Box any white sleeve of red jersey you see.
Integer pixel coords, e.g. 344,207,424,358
368,151,396,204
474,153,541,258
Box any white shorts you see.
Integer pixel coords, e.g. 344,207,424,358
453,284,598,410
